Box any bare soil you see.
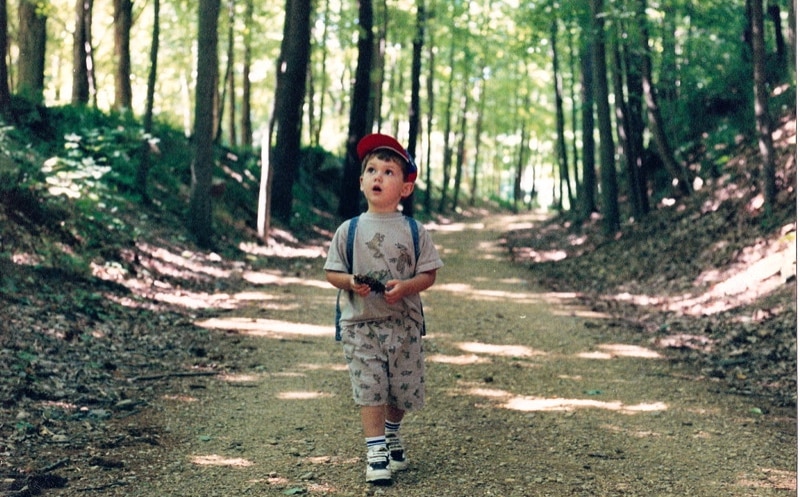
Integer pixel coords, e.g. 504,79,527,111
11,213,793,497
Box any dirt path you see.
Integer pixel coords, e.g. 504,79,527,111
86,214,796,496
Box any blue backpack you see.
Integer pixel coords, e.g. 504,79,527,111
334,215,422,341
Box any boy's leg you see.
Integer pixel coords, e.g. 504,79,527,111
361,405,392,483
385,405,408,471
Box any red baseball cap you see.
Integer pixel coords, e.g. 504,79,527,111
357,133,418,183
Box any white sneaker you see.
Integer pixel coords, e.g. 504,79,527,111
365,445,392,484
386,434,408,471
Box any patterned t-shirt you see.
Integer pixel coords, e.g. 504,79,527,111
324,212,443,327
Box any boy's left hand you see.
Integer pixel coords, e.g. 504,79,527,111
383,280,405,304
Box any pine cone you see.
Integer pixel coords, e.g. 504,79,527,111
354,274,386,293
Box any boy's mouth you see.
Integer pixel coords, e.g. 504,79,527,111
372,185,383,193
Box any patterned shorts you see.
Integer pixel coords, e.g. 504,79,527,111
341,317,425,411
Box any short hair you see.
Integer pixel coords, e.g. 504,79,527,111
360,149,413,180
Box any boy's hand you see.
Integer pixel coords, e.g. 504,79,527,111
383,279,405,304
350,275,371,297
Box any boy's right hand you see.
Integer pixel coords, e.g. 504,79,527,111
351,276,371,297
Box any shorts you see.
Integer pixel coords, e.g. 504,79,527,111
341,317,425,411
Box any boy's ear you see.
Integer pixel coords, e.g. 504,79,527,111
400,182,415,198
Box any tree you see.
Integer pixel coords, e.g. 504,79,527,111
751,0,777,216
338,0,373,219
72,0,95,106
0,0,9,111
401,0,425,217
113,0,133,111
578,12,597,221
636,0,692,196
551,18,573,211
137,0,160,205
188,0,221,248
240,0,253,147
17,0,47,103
590,0,619,235
270,0,312,222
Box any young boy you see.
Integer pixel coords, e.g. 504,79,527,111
324,133,443,484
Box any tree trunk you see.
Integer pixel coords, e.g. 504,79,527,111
137,0,160,205
271,0,312,222
224,0,236,146
590,0,620,235
637,0,692,196
551,19,573,211
451,93,468,212
579,24,597,221
0,0,9,111
241,0,253,147
17,0,46,103
400,0,424,216
113,0,132,111
622,11,649,217
423,35,435,214
188,0,221,248
752,0,777,216
437,35,457,213
72,0,95,106
338,0,372,219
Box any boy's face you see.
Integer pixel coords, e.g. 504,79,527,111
360,156,415,213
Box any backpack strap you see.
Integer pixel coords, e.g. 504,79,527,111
335,216,360,341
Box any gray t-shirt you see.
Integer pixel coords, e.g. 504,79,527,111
325,212,444,327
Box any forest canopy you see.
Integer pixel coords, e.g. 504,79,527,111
0,0,795,242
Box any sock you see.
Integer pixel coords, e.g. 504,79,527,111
384,420,401,438
366,435,386,451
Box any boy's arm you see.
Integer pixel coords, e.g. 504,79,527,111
326,270,371,297
383,270,437,305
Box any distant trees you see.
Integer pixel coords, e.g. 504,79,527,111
0,0,792,241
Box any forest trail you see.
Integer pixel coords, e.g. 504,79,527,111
69,213,796,496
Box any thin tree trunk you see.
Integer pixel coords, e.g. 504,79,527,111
72,0,94,106
424,31,435,214
752,0,777,215
240,0,253,147
338,0,372,219
637,0,692,196
271,0,312,222
579,23,596,221
402,0,425,217
225,0,236,146
137,0,160,205
590,0,620,235
438,34,457,213
188,0,221,248
0,0,10,111
113,0,132,111
551,19,573,211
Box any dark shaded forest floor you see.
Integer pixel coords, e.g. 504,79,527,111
0,114,796,495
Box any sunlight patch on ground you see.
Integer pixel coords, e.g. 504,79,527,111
239,240,327,259
427,353,492,365
162,394,199,403
427,222,486,232
434,283,549,304
297,362,349,372
503,396,667,414
550,307,612,319
736,468,797,491
241,270,331,289
190,454,254,467
276,391,334,400
458,384,668,414
219,373,263,383
457,341,547,358
195,317,331,337
601,423,663,438
511,247,568,262
577,344,661,360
